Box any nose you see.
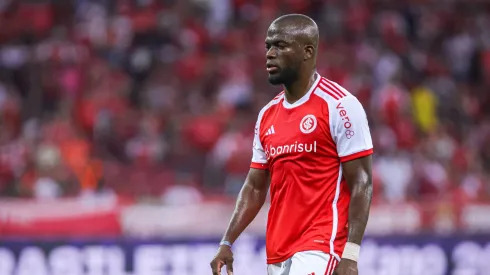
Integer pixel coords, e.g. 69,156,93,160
266,47,277,60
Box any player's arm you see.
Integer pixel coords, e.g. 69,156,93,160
342,155,372,245
210,114,270,275
221,168,270,244
210,169,270,275
331,94,373,275
220,114,271,245
333,157,372,275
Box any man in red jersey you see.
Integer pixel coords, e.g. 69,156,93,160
210,14,373,275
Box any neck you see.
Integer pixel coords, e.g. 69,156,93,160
283,70,317,104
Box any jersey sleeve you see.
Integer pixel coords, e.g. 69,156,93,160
330,96,373,162
250,115,269,170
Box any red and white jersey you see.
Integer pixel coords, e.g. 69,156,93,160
250,74,373,264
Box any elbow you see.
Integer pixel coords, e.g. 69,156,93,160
243,180,269,201
363,180,373,199
358,179,373,202
349,176,373,199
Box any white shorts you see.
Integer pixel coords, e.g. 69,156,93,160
267,251,338,275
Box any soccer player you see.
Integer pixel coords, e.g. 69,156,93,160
210,14,373,275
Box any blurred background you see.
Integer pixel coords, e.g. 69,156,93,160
0,0,489,274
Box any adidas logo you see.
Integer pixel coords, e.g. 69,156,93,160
265,125,275,136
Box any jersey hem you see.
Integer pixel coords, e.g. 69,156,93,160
266,245,335,264
250,162,269,170
339,148,373,163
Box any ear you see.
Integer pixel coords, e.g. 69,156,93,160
304,45,315,61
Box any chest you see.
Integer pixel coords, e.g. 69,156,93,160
260,104,333,161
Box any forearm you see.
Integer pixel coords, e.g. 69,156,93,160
222,182,268,244
346,179,372,245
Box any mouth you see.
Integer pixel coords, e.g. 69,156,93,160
266,64,280,73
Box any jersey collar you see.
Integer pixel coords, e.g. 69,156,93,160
282,73,321,109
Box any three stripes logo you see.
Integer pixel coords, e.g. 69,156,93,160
265,125,275,136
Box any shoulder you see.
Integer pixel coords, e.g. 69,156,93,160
256,91,284,122
313,77,353,104
266,91,285,109
313,77,364,111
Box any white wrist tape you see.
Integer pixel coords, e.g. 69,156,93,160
220,240,232,248
341,242,360,262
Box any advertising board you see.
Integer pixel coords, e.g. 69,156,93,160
1,234,489,275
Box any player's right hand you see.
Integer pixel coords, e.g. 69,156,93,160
210,245,234,275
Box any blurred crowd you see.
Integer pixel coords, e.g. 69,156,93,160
0,0,489,204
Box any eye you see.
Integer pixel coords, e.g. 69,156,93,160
277,42,287,50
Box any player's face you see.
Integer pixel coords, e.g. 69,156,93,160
265,28,303,85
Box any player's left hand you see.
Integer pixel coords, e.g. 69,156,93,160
332,259,357,275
